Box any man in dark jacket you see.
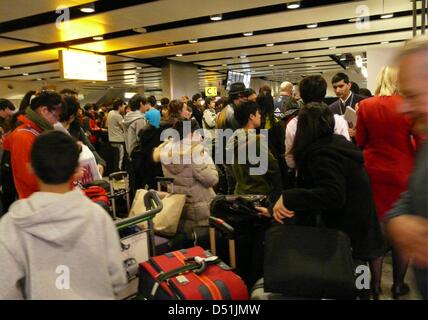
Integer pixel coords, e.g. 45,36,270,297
385,35,428,299
328,73,366,115
133,108,164,190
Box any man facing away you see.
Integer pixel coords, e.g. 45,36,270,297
274,81,297,119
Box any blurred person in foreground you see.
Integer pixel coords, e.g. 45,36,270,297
385,35,428,299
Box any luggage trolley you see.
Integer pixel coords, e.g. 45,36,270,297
115,190,163,299
109,171,131,219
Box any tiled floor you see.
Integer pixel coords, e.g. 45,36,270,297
378,253,421,300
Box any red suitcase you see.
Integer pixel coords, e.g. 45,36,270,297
138,245,248,300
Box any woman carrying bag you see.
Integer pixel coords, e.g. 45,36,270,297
258,102,385,299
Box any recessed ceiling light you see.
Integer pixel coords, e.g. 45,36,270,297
133,27,147,33
381,41,390,44
243,31,253,37
307,23,318,28
189,39,198,43
329,46,337,50
320,37,329,41
294,57,300,60
3,66,11,70
22,73,29,76
37,78,42,81
282,51,289,54
269,65,274,67
136,67,142,70
239,55,247,59
381,13,394,19
287,2,300,9
93,36,103,41
80,5,95,13
210,14,222,21
266,43,274,47
176,53,183,57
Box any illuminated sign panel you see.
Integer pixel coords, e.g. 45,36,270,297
59,50,107,81
205,87,217,97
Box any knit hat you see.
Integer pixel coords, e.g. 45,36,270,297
145,108,161,128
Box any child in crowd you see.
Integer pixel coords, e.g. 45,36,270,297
0,131,126,299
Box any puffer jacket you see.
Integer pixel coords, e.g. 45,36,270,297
153,140,218,234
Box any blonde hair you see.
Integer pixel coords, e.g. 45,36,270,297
375,66,399,96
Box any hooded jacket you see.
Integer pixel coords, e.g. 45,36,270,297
122,111,147,155
0,189,127,299
153,140,218,234
282,134,385,260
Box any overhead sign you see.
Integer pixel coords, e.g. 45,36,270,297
205,87,217,97
59,49,107,81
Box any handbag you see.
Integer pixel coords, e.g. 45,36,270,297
263,223,356,300
129,189,186,237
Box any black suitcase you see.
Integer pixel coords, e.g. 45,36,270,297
209,195,270,287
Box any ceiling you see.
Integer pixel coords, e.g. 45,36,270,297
0,0,423,95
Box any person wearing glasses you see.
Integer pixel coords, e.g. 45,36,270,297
3,91,63,199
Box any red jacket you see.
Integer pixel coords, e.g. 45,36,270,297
356,95,417,220
3,115,42,199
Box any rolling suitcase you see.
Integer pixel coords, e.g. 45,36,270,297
137,216,249,300
209,194,270,286
116,190,163,299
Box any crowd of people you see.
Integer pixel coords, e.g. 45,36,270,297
0,36,426,300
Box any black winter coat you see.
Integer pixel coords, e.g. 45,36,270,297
282,134,385,260
134,124,166,189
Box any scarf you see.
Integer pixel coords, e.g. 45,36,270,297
25,107,54,132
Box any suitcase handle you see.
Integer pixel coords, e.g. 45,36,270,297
109,171,129,181
115,190,162,230
209,217,234,238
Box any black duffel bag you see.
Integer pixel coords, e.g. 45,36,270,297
210,194,270,234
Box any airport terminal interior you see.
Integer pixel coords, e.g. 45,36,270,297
0,0,427,301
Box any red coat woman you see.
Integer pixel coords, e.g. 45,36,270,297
356,94,417,221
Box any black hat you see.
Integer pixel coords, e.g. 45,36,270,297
229,82,246,95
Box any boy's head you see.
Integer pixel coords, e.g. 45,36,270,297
234,101,261,129
31,131,80,185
